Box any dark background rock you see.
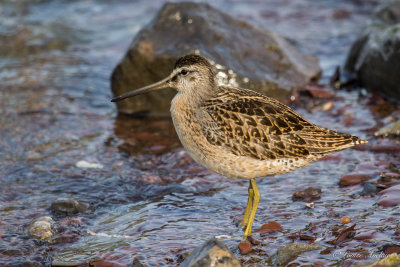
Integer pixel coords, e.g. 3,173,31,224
344,0,400,102
111,2,321,116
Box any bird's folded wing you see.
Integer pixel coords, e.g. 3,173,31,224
199,88,359,160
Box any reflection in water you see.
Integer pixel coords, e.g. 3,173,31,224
1,0,399,266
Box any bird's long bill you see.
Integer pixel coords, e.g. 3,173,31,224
111,74,173,102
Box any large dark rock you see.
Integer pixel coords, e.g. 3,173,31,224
111,2,321,116
181,238,240,267
344,0,400,101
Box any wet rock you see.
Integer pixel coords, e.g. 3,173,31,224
303,85,335,99
248,235,261,245
360,182,379,196
366,253,400,267
50,198,89,215
375,120,400,137
180,238,240,267
377,184,400,206
27,216,56,240
111,2,321,116
329,224,356,246
238,240,252,255
292,187,322,202
254,221,283,234
274,243,322,266
132,258,145,267
381,244,400,255
339,173,371,186
380,171,400,182
344,0,400,101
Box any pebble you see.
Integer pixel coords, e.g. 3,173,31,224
75,160,104,169
305,85,335,99
377,184,400,207
292,187,322,202
254,221,283,234
248,235,261,245
238,240,253,255
27,216,56,240
50,198,89,215
340,217,351,224
339,173,370,186
180,238,240,267
360,182,378,196
275,243,322,266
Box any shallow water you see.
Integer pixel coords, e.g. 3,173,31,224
1,0,400,266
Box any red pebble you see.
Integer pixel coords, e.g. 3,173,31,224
238,240,253,255
254,221,283,234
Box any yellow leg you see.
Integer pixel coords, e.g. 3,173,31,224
241,181,253,227
243,179,260,238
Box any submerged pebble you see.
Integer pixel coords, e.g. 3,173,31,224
339,173,371,186
27,216,56,240
254,221,283,234
377,184,400,207
50,198,89,215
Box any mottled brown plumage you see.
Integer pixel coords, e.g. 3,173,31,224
111,54,367,238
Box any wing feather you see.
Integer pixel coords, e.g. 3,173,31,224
199,87,360,160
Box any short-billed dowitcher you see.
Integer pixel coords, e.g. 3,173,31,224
111,54,367,238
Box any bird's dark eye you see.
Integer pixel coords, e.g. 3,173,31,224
180,69,188,75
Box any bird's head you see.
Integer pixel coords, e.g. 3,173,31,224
111,54,215,103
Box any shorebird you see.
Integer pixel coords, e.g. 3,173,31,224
111,54,367,238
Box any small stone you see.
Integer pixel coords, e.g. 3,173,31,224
330,224,356,246
377,184,400,207
180,238,240,267
381,244,400,255
238,240,253,255
305,202,315,209
360,182,378,196
375,120,400,137
248,235,261,245
339,173,370,186
275,243,322,266
340,217,351,224
51,198,89,215
75,160,103,169
132,258,145,267
255,221,283,234
28,216,56,240
292,187,322,202
380,171,400,182
322,101,334,111
304,85,335,99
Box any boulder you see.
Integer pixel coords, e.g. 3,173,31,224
111,2,321,116
181,238,240,267
344,0,400,101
